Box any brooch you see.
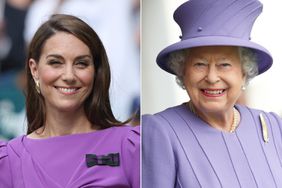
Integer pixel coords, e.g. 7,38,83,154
85,153,120,167
259,113,269,143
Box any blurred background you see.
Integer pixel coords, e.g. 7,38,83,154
142,0,282,117
0,0,140,140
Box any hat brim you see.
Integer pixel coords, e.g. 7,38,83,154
157,36,272,75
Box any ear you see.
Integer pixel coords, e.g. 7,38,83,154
29,58,39,80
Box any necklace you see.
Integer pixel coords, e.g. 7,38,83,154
229,108,238,133
187,102,239,133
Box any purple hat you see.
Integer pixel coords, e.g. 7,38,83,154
157,0,272,75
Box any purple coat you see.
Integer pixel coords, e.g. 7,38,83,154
0,126,140,188
142,104,282,188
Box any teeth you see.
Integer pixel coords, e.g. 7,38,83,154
204,90,223,95
58,87,77,93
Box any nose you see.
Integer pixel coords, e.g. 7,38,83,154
62,65,76,83
205,65,220,84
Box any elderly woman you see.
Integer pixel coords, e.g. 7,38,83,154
142,0,282,187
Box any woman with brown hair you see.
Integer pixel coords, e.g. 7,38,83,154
0,14,140,187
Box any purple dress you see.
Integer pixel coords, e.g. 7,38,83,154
0,126,140,188
142,104,282,188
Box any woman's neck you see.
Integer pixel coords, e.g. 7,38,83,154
188,101,240,132
30,108,96,139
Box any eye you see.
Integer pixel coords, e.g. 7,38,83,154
191,58,208,67
47,60,62,67
192,60,208,70
217,57,232,65
75,60,90,69
220,63,231,67
217,60,232,70
194,62,207,67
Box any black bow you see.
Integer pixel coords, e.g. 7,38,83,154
86,153,120,167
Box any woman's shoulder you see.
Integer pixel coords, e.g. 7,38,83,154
0,137,23,175
115,126,140,187
143,103,186,119
237,104,281,121
108,125,140,137
238,105,282,135
119,125,140,145
108,126,140,169
106,125,140,147
0,140,8,160
119,126,140,152
0,136,24,160
0,140,13,187
142,103,187,130
155,104,186,116
0,136,23,157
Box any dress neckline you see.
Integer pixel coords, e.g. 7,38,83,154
180,103,244,135
24,126,118,142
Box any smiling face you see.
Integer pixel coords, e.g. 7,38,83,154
183,46,246,114
29,32,95,113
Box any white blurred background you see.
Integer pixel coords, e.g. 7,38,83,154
142,0,282,116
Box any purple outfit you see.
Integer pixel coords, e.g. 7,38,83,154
142,104,282,188
0,126,140,188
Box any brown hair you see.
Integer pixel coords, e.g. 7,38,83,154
26,14,125,134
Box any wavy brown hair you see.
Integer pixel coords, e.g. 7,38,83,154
26,14,125,134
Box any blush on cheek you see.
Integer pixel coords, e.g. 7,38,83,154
39,68,60,83
78,71,94,85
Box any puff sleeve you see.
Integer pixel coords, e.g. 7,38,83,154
121,126,140,188
142,115,176,188
0,141,12,188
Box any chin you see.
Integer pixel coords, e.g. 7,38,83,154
54,103,83,112
200,102,227,112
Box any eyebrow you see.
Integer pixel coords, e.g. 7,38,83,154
191,57,208,62
75,55,93,61
216,57,234,62
46,54,63,60
46,54,93,61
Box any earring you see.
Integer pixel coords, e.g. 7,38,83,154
241,85,246,91
35,80,40,94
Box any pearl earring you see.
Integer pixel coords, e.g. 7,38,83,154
241,85,246,91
